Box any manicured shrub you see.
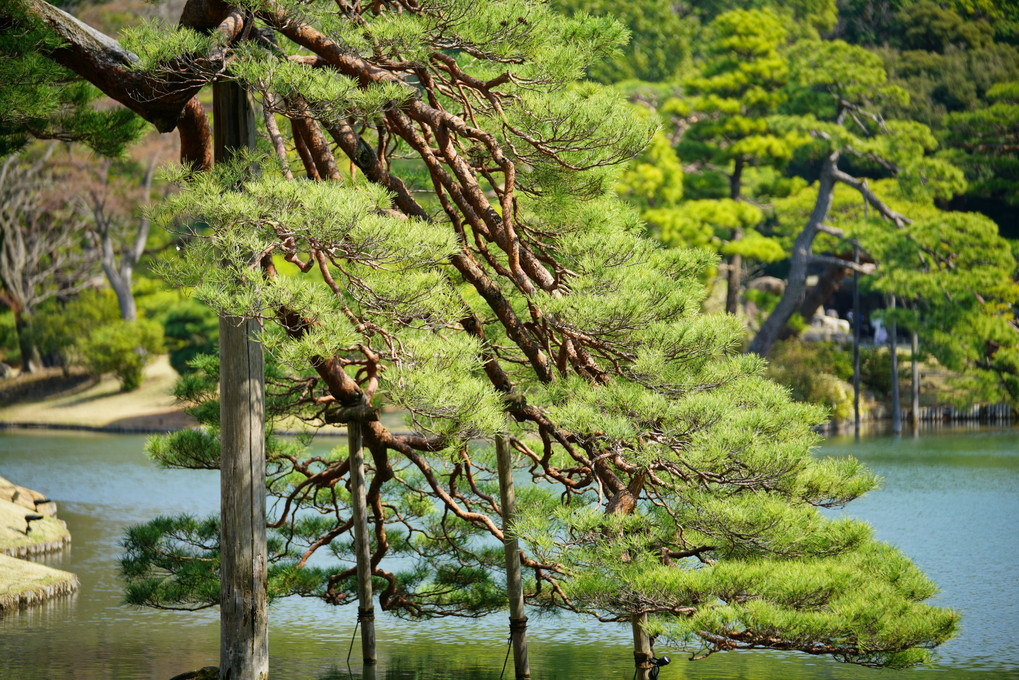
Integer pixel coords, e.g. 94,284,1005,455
82,318,164,391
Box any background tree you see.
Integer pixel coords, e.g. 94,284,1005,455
856,205,1019,406
941,80,1019,212
81,154,157,322
6,0,958,676
0,149,98,372
673,8,799,314
746,39,964,356
549,0,692,83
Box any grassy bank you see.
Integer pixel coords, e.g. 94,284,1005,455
0,553,78,612
0,476,77,613
0,355,195,432
0,475,70,557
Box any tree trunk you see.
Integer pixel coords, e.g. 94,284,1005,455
214,79,268,680
725,248,743,316
14,311,41,374
349,416,377,665
724,158,744,316
107,271,137,322
747,158,836,357
780,264,849,341
218,317,267,680
95,157,152,323
496,434,529,678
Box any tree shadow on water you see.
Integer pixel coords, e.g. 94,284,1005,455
317,655,553,680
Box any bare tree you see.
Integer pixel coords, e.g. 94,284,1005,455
0,149,98,372
83,155,156,322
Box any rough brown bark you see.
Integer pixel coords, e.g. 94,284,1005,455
747,157,837,357
778,264,850,341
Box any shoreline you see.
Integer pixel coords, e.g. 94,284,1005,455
0,419,186,435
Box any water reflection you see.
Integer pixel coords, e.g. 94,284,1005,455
0,427,1017,679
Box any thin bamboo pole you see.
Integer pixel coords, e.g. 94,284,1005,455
911,330,920,435
852,244,861,440
889,296,901,434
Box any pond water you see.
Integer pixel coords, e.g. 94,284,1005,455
0,427,1016,680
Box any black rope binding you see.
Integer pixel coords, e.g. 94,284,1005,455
632,654,671,680
500,632,512,680
345,619,360,668
500,616,528,679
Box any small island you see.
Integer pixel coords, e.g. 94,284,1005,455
0,475,77,612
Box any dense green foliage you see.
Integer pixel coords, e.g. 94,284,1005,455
162,300,219,376
549,0,690,82
766,340,855,419
80,316,163,390
0,0,145,155
3,0,1001,669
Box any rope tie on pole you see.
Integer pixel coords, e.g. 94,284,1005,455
357,606,375,622
631,653,671,680
345,619,360,667
633,650,653,666
500,633,512,679
500,615,529,678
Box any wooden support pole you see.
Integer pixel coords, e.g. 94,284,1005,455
496,434,530,679
889,296,901,434
218,316,268,680
852,244,861,440
214,79,268,680
911,330,920,435
632,613,652,680
349,416,377,665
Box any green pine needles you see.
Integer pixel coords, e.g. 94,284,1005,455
4,0,959,668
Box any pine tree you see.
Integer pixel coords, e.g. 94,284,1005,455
852,189,1019,405
746,38,967,357
672,8,799,314
4,0,957,674
942,80,1019,207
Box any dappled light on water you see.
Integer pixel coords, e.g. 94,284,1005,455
0,428,1016,679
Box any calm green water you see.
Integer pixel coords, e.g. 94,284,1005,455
0,427,1016,680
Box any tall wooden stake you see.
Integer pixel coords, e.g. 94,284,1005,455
911,330,920,435
218,317,268,680
214,80,268,680
349,417,377,665
889,295,901,434
852,243,861,440
632,613,652,680
496,434,530,678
